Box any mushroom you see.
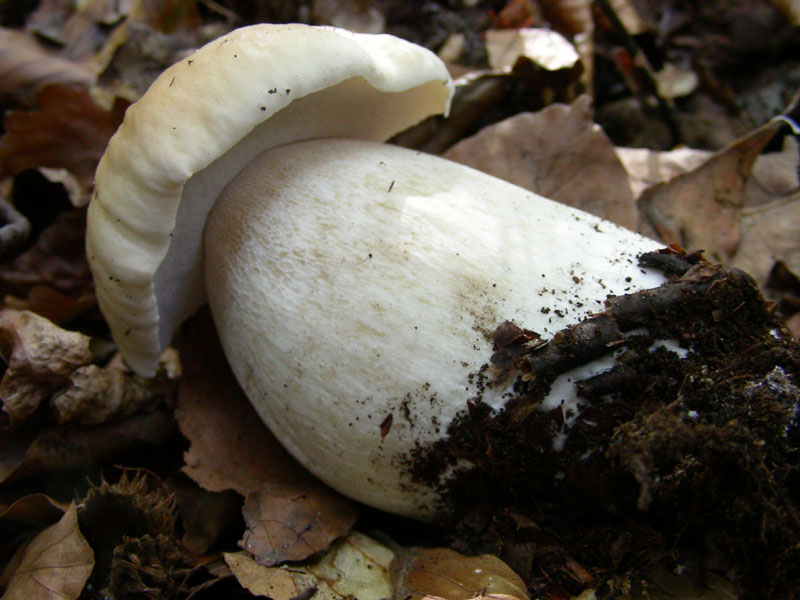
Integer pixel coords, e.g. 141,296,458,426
87,24,668,519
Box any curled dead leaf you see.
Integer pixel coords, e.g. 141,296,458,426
226,531,395,600
0,308,91,425
2,503,94,600
241,482,358,566
51,348,180,425
392,547,529,600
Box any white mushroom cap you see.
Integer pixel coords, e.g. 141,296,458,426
204,138,666,518
86,24,453,375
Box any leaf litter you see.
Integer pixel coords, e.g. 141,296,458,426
0,1,799,599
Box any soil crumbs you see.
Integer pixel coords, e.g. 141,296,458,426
409,247,800,599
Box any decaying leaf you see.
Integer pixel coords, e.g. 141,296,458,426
0,28,94,107
0,409,177,484
0,208,93,302
241,482,358,565
0,493,68,524
167,474,241,555
444,97,638,229
733,189,800,288
1,503,94,600
0,308,91,425
224,552,299,599
226,531,395,600
392,547,529,600
637,119,785,262
176,310,358,562
51,348,180,425
0,83,127,187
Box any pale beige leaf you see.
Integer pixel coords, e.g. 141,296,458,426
0,309,92,425
1,503,94,600
227,532,394,600
444,97,638,229
306,531,395,600
392,547,529,600
485,28,579,73
224,552,299,599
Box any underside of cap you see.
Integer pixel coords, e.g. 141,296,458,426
86,23,454,376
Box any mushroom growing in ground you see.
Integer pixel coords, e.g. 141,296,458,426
87,24,670,519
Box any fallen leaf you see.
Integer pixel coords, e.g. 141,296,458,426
312,0,385,33
0,409,177,484
0,83,127,188
3,286,96,327
224,552,300,599
0,208,94,301
51,350,179,425
615,146,714,197
176,309,358,562
241,482,358,565
226,531,396,600
0,493,69,524
166,475,241,555
616,136,798,203
1,503,94,600
0,28,94,107
444,97,639,229
392,547,529,600
0,308,92,425
637,119,784,262
732,189,800,288
485,28,580,73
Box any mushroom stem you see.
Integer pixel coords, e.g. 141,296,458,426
203,137,667,519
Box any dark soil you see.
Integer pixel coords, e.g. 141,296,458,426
408,247,800,599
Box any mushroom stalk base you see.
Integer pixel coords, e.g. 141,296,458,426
203,138,665,519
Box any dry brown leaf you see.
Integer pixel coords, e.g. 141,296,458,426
444,97,638,229
226,531,396,600
0,493,69,523
617,137,798,203
241,482,358,565
0,410,176,484
0,208,93,301
176,310,358,562
51,350,179,425
3,286,96,327
0,28,94,107
167,475,241,555
0,84,127,188
1,503,94,600
224,552,301,599
637,119,784,262
392,547,529,600
732,189,800,288
0,309,92,425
